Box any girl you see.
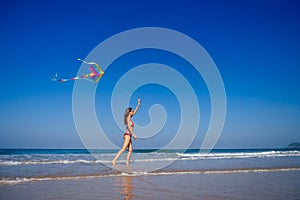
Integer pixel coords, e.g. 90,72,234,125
112,99,141,165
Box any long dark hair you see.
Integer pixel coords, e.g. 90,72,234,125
124,107,132,125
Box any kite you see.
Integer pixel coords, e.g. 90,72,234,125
52,58,104,83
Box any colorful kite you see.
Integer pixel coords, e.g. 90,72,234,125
52,58,104,83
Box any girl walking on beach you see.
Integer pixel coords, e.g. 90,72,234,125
112,99,141,165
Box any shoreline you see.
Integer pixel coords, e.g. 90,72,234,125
1,169,299,200
1,166,300,185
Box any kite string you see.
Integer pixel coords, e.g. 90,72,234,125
102,77,139,102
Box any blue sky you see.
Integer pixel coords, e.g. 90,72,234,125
0,0,299,149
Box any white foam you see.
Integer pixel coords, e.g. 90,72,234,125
1,150,299,166
1,167,299,185
176,150,300,160
0,159,111,166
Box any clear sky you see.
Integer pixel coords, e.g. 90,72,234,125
0,0,299,149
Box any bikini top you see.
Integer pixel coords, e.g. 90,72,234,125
129,119,134,127
125,119,134,134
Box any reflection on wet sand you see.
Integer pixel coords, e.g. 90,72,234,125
121,176,133,200
114,166,134,200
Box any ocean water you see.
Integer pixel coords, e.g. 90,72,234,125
0,148,300,185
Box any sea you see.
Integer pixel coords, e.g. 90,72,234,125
1,148,300,185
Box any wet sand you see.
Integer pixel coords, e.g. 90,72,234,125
1,170,299,200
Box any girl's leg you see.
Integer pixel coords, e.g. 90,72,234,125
112,136,131,165
126,140,133,165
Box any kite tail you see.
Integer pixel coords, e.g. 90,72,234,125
52,73,83,82
51,73,59,81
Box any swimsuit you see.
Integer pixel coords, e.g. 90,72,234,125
123,133,131,138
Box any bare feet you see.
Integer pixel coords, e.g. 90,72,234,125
112,160,116,165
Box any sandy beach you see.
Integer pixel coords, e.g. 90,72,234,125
1,170,299,200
